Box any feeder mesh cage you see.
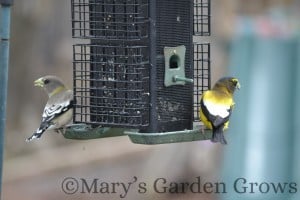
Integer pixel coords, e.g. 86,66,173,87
71,0,211,131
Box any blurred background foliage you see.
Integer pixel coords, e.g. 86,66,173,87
3,0,300,199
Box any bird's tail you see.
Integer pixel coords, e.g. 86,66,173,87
211,126,227,145
26,123,50,142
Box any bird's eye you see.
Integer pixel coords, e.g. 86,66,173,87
44,79,50,84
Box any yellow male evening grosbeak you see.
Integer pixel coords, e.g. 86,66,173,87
200,77,240,144
26,76,74,142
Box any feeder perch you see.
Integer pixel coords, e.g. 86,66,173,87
66,0,211,144
64,124,130,140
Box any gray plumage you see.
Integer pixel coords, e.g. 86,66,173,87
26,76,74,142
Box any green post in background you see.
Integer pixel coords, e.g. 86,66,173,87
291,37,300,200
222,33,297,200
0,0,13,197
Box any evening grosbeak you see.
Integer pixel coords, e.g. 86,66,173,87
200,77,240,144
26,76,74,142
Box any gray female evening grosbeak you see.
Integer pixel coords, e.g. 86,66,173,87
26,75,74,142
199,77,240,144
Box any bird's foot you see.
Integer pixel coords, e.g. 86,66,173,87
200,126,205,135
55,128,65,134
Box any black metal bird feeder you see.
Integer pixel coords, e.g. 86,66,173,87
65,0,211,144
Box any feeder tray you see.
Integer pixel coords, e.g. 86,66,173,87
64,124,126,140
126,128,212,144
64,124,212,144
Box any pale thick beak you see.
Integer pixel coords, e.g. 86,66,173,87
236,82,241,90
34,78,44,87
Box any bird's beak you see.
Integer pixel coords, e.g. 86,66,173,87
34,78,44,87
236,82,241,90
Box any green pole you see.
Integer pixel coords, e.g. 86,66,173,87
221,35,253,191
0,0,13,197
222,35,296,200
291,37,300,200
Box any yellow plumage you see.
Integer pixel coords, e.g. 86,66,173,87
199,77,240,144
200,91,233,129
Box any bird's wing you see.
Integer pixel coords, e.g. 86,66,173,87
42,102,70,121
201,91,233,128
41,90,73,125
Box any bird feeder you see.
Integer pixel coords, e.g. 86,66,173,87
66,0,211,144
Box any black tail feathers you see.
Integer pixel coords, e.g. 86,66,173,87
211,126,227,145
26,122,49,142
26,132,43,142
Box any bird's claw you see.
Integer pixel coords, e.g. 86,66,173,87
55,127,66,134
200,126,205,135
